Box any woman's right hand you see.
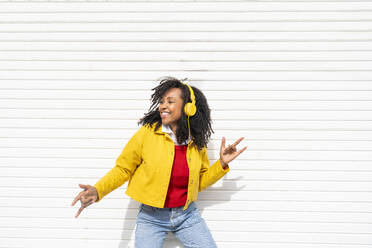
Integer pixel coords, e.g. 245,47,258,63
71,184,99,218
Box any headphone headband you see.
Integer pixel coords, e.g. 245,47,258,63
183,83,195,104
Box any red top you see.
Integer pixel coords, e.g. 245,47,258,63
164,144,189,207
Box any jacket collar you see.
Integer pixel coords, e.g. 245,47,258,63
153,121,163,134
161,123,173,135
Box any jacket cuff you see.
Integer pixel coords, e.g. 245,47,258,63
93,183,105,203
216,159,230,174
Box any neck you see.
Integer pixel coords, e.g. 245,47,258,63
169,123,177,136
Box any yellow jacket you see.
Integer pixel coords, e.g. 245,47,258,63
94,121,230,210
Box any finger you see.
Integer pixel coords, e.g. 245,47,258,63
76,198,93,217
83,199,94,208
75,206,84,218
79,184,89,190
225,137,244,153
80,196,87,205
71,191,84,206
223,146,228,155
223,145,231,155
232,137,244,147
220,137,226,152
223,144,236,155
233,146,248,159
226,143,233,150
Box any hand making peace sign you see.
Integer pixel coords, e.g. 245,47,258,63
220,137,247,168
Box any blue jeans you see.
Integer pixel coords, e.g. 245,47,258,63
135,201,217,248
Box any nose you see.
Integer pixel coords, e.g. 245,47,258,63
159,102,168,111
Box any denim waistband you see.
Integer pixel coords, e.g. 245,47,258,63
140,201,196,212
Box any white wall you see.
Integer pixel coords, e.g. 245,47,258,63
1,1,372,248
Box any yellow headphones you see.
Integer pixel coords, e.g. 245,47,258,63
182,82,197,143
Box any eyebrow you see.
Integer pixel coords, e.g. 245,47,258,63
162,97,175,100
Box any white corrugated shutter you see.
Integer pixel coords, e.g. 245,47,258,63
1,2,371,248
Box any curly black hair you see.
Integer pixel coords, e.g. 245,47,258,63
138,76,214,151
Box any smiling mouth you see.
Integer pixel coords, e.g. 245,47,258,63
161,112,170,118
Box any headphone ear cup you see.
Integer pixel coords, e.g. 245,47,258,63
184,102,196,116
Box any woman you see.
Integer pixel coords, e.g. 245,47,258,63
71,76,247,247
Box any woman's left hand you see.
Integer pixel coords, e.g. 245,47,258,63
220,137,247,168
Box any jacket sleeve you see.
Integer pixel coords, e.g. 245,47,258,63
94,125,146,202
199,146,230,192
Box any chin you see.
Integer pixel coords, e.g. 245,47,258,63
161,119,173,126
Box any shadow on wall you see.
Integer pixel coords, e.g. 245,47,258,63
118,198,138,248
118,178,244,248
